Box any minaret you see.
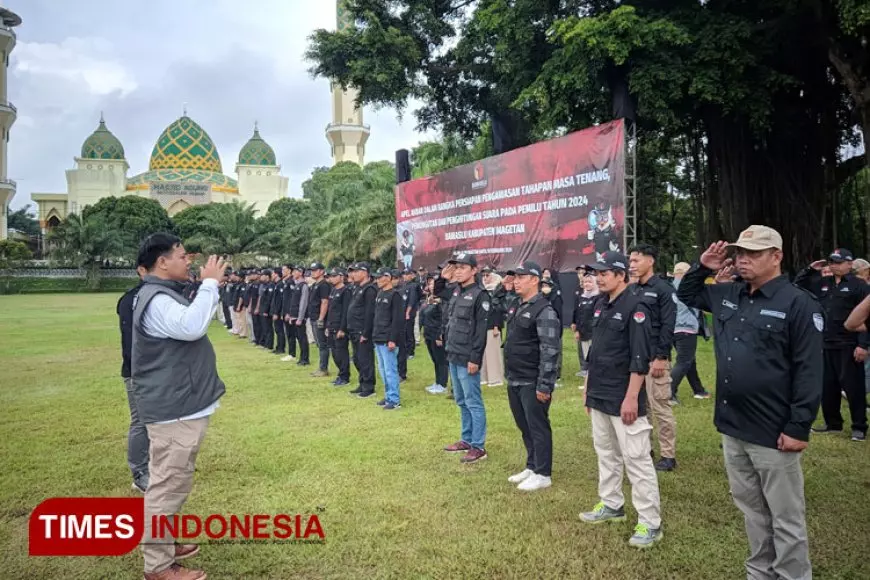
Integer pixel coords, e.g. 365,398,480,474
325,0,370,166
0,5,21,240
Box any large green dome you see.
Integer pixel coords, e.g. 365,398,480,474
149,115,222,173
238,125,277,166
81,117,125,160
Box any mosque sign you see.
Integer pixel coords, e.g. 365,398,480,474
149,182,211,197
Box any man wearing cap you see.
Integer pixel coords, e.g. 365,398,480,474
402,269,422,361
670,262,711,403
219,272,234,333
628,243,679,472
372,267,405,409
579,251,662,548
677,226,823,579
346,263,378,397
285,265,311,366
394,269,411,381
260,270,278,350
243,271,258,343
503,261,561,492
277,265,295,361
269,268,287,355
794,248,869,441
326,268,352,386
442,253,491,463
307,262,331,376
253,271,270,348
233,271,249,339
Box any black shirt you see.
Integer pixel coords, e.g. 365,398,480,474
794,268,870,349
261,282,275,316
445,282,490,366
573,290,599,339
630,274,677,360
372,287,405,344
326,284,350,331
309,279,331,320
404,281,422,313
116,282,144,378
419,299,443,341
678,265,824,448
346,281,377,338
585,289,652,417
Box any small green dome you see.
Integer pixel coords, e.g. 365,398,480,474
238,125,277,166
150,115,222,173
81,116,125,160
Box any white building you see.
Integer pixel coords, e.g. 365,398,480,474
0,5,21,240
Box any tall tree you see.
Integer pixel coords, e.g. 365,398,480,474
6,205,40,236
82,195,173,258
184,200,273,263
48,214,125,289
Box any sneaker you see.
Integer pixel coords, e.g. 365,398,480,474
408,355,415,360
669,397,680,406
580,502,626,524
517,473,552,491
628,523,663,548
383,402,401,410
349,387,362,395
693,391,711,399
580,370,588,378
427,384,447,394
281,355,296,362
443,441,472,453
143,563,206,580
174,543,200,560
812,424,842,434
333,378,350,386
376,398,387,406
507,468,534,484
296,361,310,366
311,370,330,378
131,472,149,494
851,430,866,442
460,448,487,463
272,349,282,354
357,391,375,399
655,457,677,472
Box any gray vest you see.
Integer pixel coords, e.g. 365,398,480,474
131,276,225,423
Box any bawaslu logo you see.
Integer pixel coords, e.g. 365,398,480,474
471,162,487,190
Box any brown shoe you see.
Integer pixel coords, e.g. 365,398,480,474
174,543,199,560
310,370,330,378
443,441,471,453
460,448,488,463
144,563,206,580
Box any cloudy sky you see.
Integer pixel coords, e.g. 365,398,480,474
6,0,432,211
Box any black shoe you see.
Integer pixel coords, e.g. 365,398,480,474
131,472,149,493
851,430,866,442
349,387,362,395
296,361,310,366
272,349,282,354
655,457,677,472
811,425,842,434
376,398,387,406
357,391,375,399
333,378,349,386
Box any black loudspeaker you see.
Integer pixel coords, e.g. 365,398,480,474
607,65,636,128
491,112,517,155
395,149,411,184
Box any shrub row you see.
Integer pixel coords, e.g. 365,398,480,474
0,277,137,295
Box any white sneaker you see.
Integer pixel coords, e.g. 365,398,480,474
517,473,552,491
427,384,447,394
281,355,296,362
507,468,534,484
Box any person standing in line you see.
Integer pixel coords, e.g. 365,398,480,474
421,275,449,394
278,264,297,361
219,274,233,333
291,265,312,366
394,269,411,382
442,253,491,464
678,227,823,580
579,251,662,549
850,259,870,405
259,270,276,351
270,268,287,355
326,268,352,387
794,248,869,442
372,267,405,410
480,267,505,387
628,244,679,472
132,234,227,580
308,262,332,377
346,262,378,398
670,262,712,404
233,271,249,339
248,271,262,345
117,263,150,494
572,271,599,385
253,271,268,348
401,269,422,361
503,262,561,492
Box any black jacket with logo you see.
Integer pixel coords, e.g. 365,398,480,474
372,287,405,344
794,268,870,349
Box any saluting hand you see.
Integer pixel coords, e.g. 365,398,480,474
809,260,827,272
715,263,735,284
777,433,807,452
700,241,730,271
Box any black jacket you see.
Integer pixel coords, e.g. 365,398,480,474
793,268,870,349
372,287,405,344
573,290,599,339
445,282,490,366
630,274,677,360
116,281,144,378
347,281,377,338
419,298,443,341
326,284,351,332
678,265,824,448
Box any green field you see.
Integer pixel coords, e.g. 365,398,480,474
0,294,868,579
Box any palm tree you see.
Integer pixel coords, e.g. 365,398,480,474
48,213,126,289
186,200,274,262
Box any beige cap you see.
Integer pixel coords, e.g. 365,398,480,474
853,258,870,272
727,225,783,251
673,262,691,275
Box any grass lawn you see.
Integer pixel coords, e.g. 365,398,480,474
1,294,868,579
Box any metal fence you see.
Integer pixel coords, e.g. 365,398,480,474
0,268,138,278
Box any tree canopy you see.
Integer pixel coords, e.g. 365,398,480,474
81,196,173,258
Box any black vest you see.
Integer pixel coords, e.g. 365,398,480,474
287,281,302,317
446,284,485,357
504,297,552,383
326,285,348,329
347,281,376,333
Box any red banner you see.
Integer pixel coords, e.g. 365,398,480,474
395,119,626,272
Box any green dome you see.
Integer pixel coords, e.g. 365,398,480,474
238,125,277,166
81,117,125,160
149,115,222,173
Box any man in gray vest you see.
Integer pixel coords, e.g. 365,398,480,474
132,233,226,580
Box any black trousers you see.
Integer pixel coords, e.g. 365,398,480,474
507,384,552,476
312,320,329,371
274,317,286,352
295,319,310,363
259,315,274,349
671,333,705,397
350,332,376,393
252,311,262,343
222,303,232,329
284,321,296,357
425,337,448,387
397,327,408,379
328,332,351,381
405,315,417,357
822,348,868,433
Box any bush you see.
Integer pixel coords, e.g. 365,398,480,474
0,277,137,295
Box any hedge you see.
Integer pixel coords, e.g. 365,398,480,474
0,277,137,295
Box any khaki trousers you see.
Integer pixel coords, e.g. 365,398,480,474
234,309,248,338
590,409,661,528
481,330,504,385
646,365,677,459
141,417,210,574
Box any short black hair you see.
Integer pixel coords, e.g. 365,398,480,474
629,243,658,262
138,233,182,271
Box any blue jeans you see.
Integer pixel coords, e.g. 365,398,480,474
449,362,487,449
375,343,400,404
